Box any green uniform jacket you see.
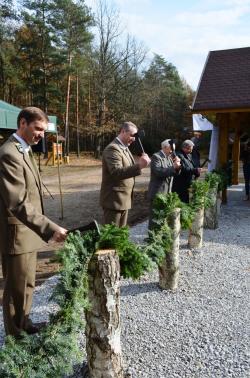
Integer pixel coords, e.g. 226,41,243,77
0,135,59,255
100,138,142,210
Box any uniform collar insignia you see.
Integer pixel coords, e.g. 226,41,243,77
15,143,24,154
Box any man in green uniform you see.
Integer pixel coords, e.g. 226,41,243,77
100,121,151,227
0,107,67,337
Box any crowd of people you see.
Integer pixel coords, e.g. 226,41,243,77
0,107,248,339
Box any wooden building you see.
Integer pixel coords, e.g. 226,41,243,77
191,47,250,201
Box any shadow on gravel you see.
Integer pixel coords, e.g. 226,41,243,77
121,281,159,297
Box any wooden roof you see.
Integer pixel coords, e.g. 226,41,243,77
192,47,250,112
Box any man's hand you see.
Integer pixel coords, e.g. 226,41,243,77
173,156,181,170
51,226,68,242
197,167,206,174
138,153,151,169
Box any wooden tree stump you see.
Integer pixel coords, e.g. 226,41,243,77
217,190,222,216
85,249,124,378
188,207,204,249
159,208,181,290
204,185,218,229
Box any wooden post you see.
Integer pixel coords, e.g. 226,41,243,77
85,249,124,378
188,207,204,249
218,113,229,203
204,184,218,229
159,209,181,290
52,143,62,166
232,117,240,185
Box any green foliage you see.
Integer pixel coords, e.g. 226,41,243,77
0,231,94,378
205,172,222,190
190,179,211,210
148,192,184,259
211,168,230,190
0,176,219,376
0,1,192,152
204,172,222,206
98,224,153,279
179,202,195,229
145,222,172,265
152,192,194,230
152,192,182,222
139,54,193,150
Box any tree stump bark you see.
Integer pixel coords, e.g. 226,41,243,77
159,208,181,290
188,207,204,249
85,249,124,378
204,185,218,229
217,190,222,216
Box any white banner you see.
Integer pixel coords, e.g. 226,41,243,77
208,126,219,172
47,122,56,132
193,114,213,131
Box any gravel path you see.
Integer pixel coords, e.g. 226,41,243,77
0,184,249,377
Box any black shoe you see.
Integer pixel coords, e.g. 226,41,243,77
25,321,47,335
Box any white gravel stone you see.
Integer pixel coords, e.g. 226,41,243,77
0,185,249,378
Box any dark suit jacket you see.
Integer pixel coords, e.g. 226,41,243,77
0,135,59,255
172,150,200,202
147,150,176,201
100,138,141,210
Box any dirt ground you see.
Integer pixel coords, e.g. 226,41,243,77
0,153,150,304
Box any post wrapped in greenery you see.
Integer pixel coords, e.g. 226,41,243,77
158,208,181,290
204,172,222,229
188,180,210,249
150,193,190,290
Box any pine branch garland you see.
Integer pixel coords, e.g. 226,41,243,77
0,179,216,376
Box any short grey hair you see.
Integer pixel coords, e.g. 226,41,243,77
182,139,194,149
120,121,137,132
161,139,171,149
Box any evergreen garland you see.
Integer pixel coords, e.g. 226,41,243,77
97,224,153,279
0,231,96,378
152,192,194,230
205,172,222,206
0,181,215,376
211,168,229,190
190,179,211,210
205,172,222,190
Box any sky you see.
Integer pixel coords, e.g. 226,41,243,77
84,0,250,90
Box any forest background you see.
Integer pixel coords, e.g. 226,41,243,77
0,0,195,155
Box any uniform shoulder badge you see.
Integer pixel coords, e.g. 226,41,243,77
15,143,24,154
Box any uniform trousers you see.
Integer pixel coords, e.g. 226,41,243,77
243,163,250,196
103,208,128,227
2,251,37,336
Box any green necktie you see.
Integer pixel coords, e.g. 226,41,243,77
28,148,40,179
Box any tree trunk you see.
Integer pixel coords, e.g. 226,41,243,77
76,72,80,157
204,185,218,229
159,208,181,290
64,53,72,157
188,207,204,249
85,249,124,378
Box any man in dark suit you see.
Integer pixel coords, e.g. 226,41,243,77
191,131,202,168
100,121,151,227
172,140,202,203
147,139,181,229
0,107,67,337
